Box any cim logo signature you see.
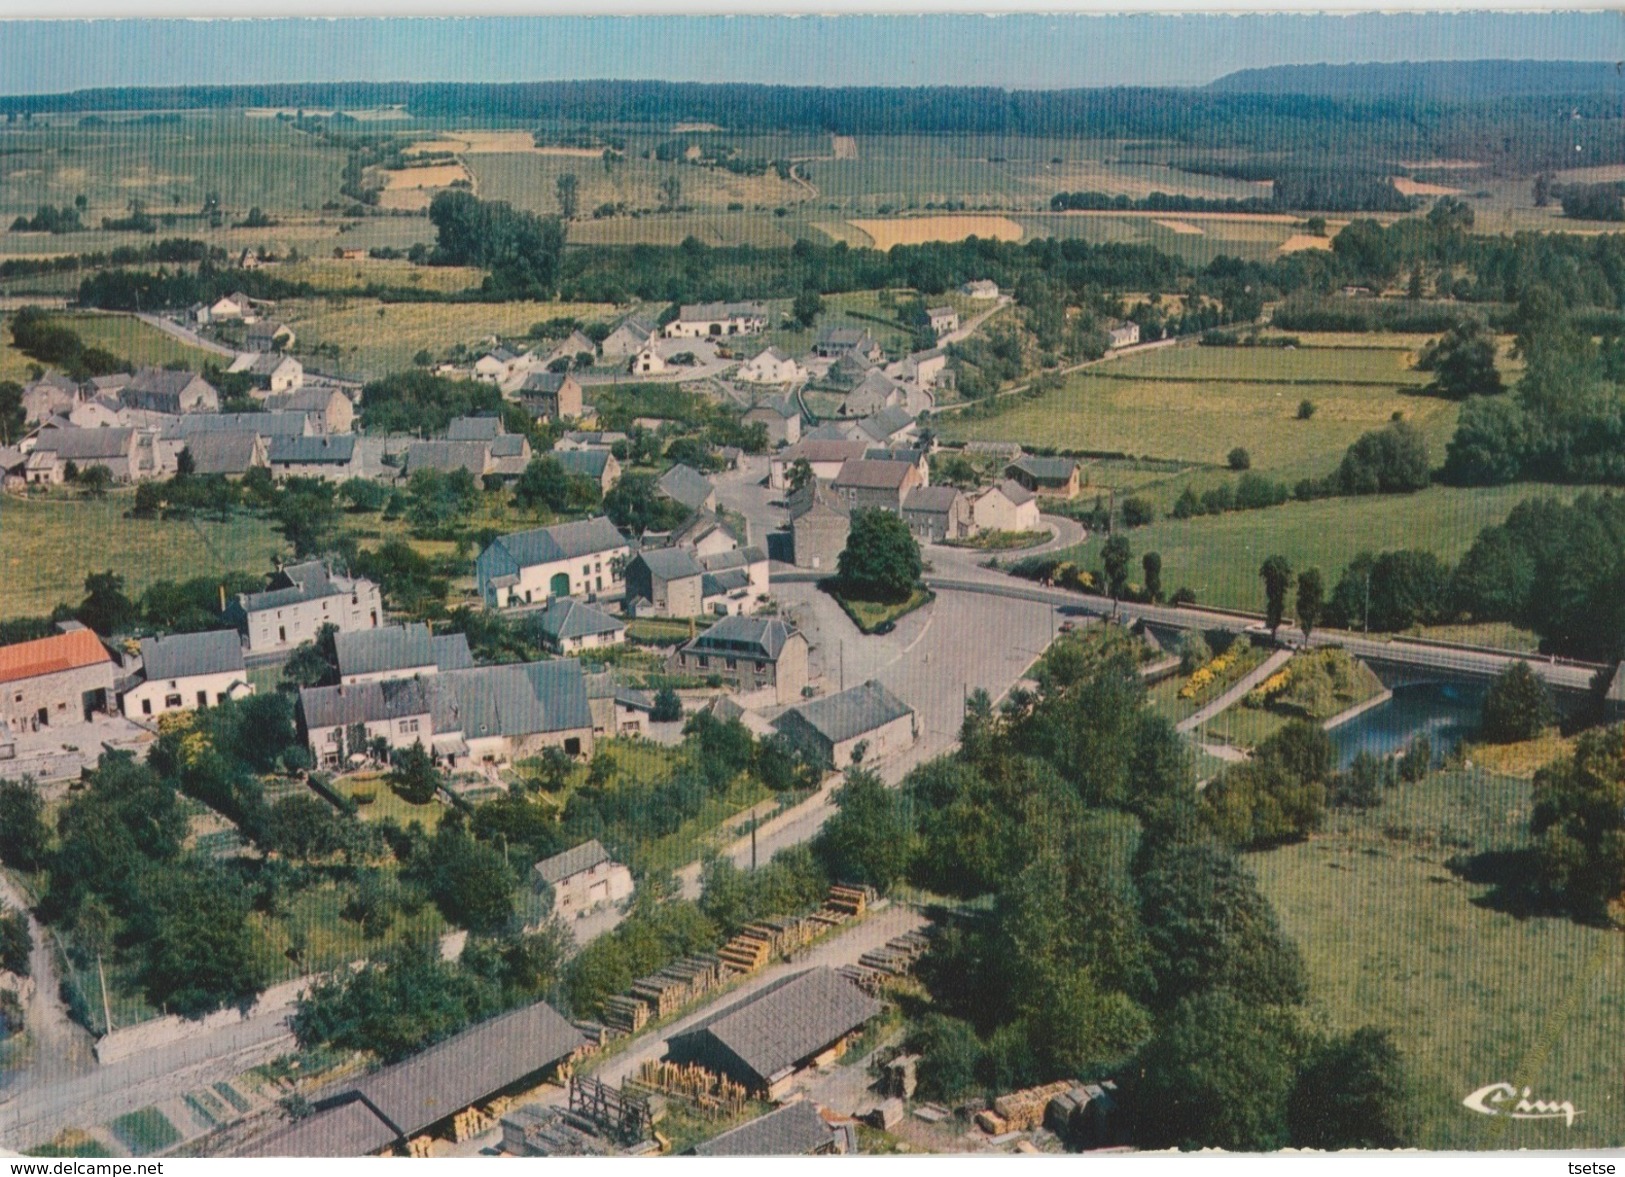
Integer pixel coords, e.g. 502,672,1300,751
1463,1082,1581,1127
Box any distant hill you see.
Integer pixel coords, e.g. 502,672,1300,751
1209,59,1624,100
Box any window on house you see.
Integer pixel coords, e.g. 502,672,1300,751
141,699,152,716
564,737,582,756
197,690,208,708
164,694,182,709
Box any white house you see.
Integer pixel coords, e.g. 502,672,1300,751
532,840,634,921
737,347,805,386
225,561,383,655
664,301,769,338
228,351,304,394
961,279,1000,300
600,314,657,360
122,630,252,720
926,306,960,336
334,622,473,685
473,346,522,384
629,341,668,376
475,517,631,609
773,679,918,770
1108,322,1141,349
970,479,1042,533
536,598,626,656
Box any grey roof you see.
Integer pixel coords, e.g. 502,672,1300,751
519,371,573,395
446,415,504,441
240,1001,584,1157
816,326,874,348
777,679,914,746
299,677,431,730
842,370,901,414
238,562,351,613
238,352,296,377
33,427,132,460
903,485,964,517
926,305,956,317
269,434,357,464
669,968,883,1086
699,546,765,573
746,395,799,420
611,313,655,336
536,598,625,643
670,509,743,549
832,458,914,490
802,421,864,443
553,449,611,479
686,615,799,662
126,368,209,397
139,629,244,681
784,439,868,465
184,431,262,475
164,412,309,438
865,446,926,465
830,351,877,379
300,659,590,739
702,569,750,597
490,434,528,459
264,388,345,414
335,623,438,678
859,406,917,440
534,839,614,885
692,1101,838,1157
992,478,1037,506
787,479,848,521
678,301,767,322
657,463,714,511
405,439,488,477
1009,455,1078,483
560,430,626,447
634,546,704,582
246,319,288,339
490,517,627,569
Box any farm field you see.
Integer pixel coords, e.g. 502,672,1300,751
940,335,1452,483
0,491,286,619
845,215,1025,249
467,151,802,220
1250,768,1625,1149
1055,481,1602,614
43,311,225,369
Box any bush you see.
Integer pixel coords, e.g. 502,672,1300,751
1178,631,1213,675
1227,447,1251,471
1121,495,1155,527
650,687,683,722
1480,662,1554,744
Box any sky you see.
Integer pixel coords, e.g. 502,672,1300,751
0,12,1618,96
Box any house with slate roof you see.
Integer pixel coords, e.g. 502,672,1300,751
788,480,850,571
225,561,382,654
335,622,473,685
263,386,354,433
267,433,361,481
122,629,251,720
585,670,655,738
673,615,808,704
0,625,117,735
26,426,142,483
476,517,630,609
552,447,620,493
970,479,1042,534
830,458,923,513
656,463,717,513
838,369,905,418
121,368,219,414
744,395,802,448
738,346,806,386
666,509,745,559
517,371,584,421
926,305,960,336
182,431,268,479
297,659,594,770
536,598,626,655
813,326,884,362
664,301,768,339
664,968,884,1099
774,679,917,769
532,839,634,921
699,545,770,616
691,1100,853,1156
600,313,658,361
767,438,868,490
227,351,303,394
1006,455,1081,500
902,484,973,542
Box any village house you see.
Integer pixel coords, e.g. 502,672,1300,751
517,371,584,421
599,314,658,361
1108,322,1141,349
698,546,770,616
838,369,906,418
664,301,769,338
535,597,626,655
121,368,220,415
297,658,595,771
962,278,1000,300
625,547,707,618
544,330,598,368
830,458,924,513
244,319,295,353
532,839,635,921
165,410,311,441
473,346,522,384
663,968,884,1099
926,305,960,336
774,679,918,769
26,426,142,483
970,479,1042,533
404,439,494,480
656,463,717,514
228,351,303,394
334,622,473,685
825,350,877,390
183,431,268,479
865,444,931,484
744,396,802,448
788,480,850,571
1006,455,1082,500
20,373,80,425
885,347,949,392
267,434,361,481
263,386,355,434
902,484,974,542
0,625,117,736
585,670,655,738
737,346,806,386
121,629,251,720
552,447,621,493
476,517,630,608
555,430,627,452
672,615,809,704
768,438,869,490
628,340,668,376
813,326,884,362
667,509,745,559
65,396,129,430
225,561,383,655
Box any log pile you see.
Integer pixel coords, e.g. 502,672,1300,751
631,954,724,1018
634,1060,748,1119
451,1106,494,1143
839,927,933,993
992,1080,1078,1132
602,994,650,1035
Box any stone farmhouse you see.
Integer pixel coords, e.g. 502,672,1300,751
476,517,631,609
926,305,960,336
0,625,116,737
121,368,219,414
768,439,869,490
25,426,142,483
225,561,383,655
737,346,805,386
970,479,1042,533
902,484,973,542
656,463,717,514
830,458,924,513
813,326,884,362
228,351,303,394
517,371,584,422
297,658,594,771
267,434,362,482
263,387,355,433
1006,455,1082,500
744,395,802,447
774,679,918,769
551,447,621,494
788,480,851,571
664,301,769,338
334,622,474,685
121,629,252,720
599,314,657,361
535,598,626,656
532,839,635,922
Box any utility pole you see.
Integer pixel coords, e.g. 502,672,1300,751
1364,569,1371,636
97,952,113,1034
751,822,758,873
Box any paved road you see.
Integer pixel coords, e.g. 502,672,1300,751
1176,647,1294,734
131,312,236,358
936,296,1011,346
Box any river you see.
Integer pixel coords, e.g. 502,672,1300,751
1329,680,1487,768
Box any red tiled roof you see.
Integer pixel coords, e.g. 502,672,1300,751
0,629,112,686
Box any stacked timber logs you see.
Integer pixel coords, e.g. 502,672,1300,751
993,1080,1078,1132
839,927,934,993
634,1060,748,1119
602,995,650,1034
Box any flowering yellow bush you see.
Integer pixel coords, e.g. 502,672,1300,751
1178,650,1240,700
1246,668,1293,707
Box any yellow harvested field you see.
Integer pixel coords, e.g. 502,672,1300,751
673,122,725,133
1392,176,1461,197
382,164,471,190
847,215,1025,249
832,135,858,159
407,131,561,155
1553,163,1625,184
1278,233,1334,253
1055,208,1302,224
1154,219,1204,235
1398,159,1482,170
